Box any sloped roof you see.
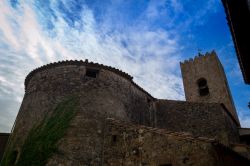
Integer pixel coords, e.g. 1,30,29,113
221,0,250,84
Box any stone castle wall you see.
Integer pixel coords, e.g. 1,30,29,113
98,118,220,166
46,118,246,165
5,60,156,164
155,100,239,145
3,60,241,165
102,119,246,166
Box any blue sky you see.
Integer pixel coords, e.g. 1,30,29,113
0,0,249,132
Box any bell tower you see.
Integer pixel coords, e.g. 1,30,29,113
180,51,240,125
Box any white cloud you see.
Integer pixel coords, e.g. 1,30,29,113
0,1,184,132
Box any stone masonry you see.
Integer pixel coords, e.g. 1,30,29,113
1,51,250,165
180,51,239,124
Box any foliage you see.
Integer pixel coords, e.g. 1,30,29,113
1,96,78,166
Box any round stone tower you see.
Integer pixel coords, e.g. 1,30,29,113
2,60,155,165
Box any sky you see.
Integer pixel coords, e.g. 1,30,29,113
0,0,249,132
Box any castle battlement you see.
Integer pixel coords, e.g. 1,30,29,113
180,50,217,65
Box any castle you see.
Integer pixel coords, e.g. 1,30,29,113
1,51,250,165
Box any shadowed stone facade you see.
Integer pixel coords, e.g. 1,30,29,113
155,100,239,145
102,118,249,166
0,133,9,161
1,51,250,165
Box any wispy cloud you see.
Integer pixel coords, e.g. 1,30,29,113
0,0,185,132
0,0,249,132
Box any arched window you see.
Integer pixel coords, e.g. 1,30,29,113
197,78,209,96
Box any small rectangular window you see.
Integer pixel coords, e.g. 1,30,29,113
86,68,99,78
112,135,117,143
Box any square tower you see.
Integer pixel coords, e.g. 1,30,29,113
180,51,240,125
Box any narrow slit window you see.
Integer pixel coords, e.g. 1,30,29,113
112,135,117,142
111,135,118,145
85,68,99,78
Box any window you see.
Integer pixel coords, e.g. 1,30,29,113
112,135,117,143
147,98,152,103
85,68,99,78
197,78,209,96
